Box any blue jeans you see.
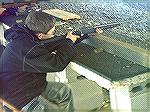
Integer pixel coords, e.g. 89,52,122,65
22,82,74,112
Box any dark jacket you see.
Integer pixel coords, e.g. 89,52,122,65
0,24,78,109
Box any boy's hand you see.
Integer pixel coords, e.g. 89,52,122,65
96,28,103,33
0,8,6,15
66,31,80,43
88,28,103,36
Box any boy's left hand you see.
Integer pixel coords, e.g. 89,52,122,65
88,28,103,36
96,28,103,33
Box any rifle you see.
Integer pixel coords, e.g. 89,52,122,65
71,19,141,45
1,1,37,9
72,20,136,36
41,19,141,46
1,1,38,16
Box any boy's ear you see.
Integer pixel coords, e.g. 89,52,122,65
36,33,44,40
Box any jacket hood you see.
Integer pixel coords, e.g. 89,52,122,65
4,24,67,45
4,24,37,42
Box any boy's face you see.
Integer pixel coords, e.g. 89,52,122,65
37,26,56,40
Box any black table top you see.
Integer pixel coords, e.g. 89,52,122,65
73,43,150,81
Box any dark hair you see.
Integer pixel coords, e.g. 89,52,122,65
25,10,55,34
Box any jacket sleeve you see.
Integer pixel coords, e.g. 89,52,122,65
73,34,90,46
24,38,76,73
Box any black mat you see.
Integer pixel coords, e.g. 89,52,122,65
72,43,150,81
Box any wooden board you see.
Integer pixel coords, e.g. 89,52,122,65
43,9,80,20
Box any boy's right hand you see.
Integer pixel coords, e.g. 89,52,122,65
66,31,80,43
0,8,6,15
